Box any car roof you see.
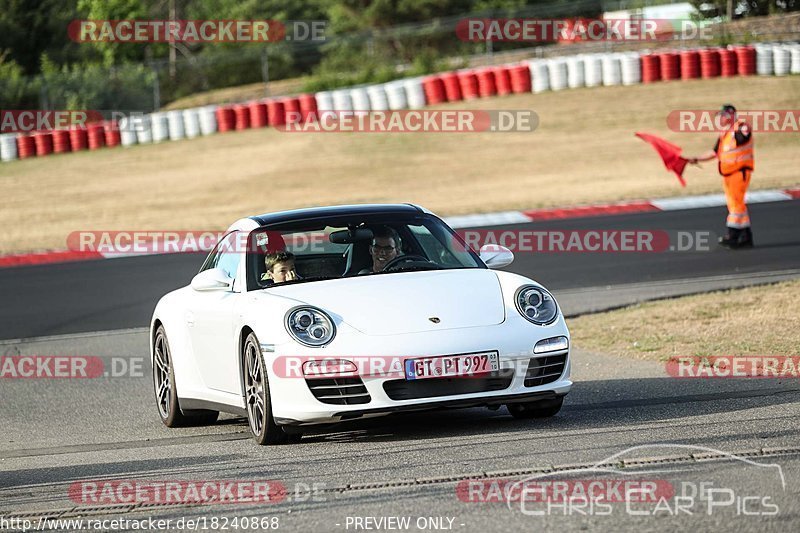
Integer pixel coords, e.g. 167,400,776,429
248,203,425,226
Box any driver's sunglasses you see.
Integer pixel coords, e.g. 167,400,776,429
370,244,396,253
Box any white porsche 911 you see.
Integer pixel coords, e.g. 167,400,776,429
150,204,571,444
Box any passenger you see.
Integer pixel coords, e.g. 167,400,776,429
262,251,299,283
361,226,401,274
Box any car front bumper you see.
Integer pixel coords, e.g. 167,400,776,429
267,320,572,426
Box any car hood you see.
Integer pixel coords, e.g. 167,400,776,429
265,269,506,336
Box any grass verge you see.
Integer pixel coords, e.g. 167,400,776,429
568,279,800,361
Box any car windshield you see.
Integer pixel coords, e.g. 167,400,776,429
246,212,483,290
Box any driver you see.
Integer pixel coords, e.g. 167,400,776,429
360,226,401,274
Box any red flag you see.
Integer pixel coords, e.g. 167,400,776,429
635,132,688,187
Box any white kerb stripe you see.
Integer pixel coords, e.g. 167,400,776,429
651,189,792,211
444,211,532,229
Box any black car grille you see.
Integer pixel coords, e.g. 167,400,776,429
383,371,513,401
524,353,567,387
305,377,371,405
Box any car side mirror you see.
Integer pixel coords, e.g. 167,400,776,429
191,268,233,291
479,244,514,269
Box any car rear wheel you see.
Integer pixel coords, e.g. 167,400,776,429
507,397,564,419
153,325,218,427
243,332,289,445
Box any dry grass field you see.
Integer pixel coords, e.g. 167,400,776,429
569,279,800,361
1,76,798,253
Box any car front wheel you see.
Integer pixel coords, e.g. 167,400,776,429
507,397,564,419
243,332,289,445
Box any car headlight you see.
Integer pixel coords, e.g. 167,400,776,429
515,286,559,325
285,307,336,346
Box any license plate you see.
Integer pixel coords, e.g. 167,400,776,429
404,352,499,380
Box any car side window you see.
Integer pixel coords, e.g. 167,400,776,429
200,232,241,282
409,224,461,266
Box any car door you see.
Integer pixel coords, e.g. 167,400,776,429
186,231,244,394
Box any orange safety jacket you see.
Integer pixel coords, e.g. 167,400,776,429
717,119,754,176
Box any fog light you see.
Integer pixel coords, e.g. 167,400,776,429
534,336,569,354
302,359,357,377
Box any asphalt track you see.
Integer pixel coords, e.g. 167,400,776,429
1,199,800,532
1,199,799,340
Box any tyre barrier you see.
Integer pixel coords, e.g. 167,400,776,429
699,48,721,78
755,44,773,75
182,108,201,138
680,50,701,80
282,97,301,124
660,51,681,80
641,54,661,83
150,112,169,142
17,134,35,159
601,54,622,86
385,81,409,110
298,94,318,121
772,44,792,76
104,121,121,147
548,58,569,91
215,106,236,132
198,105,218,135
735,46,756,75
350,87,372,110
332,89,354,111
33,131,54,156
566,55,585,88
720,48,738,77
267,99,286,127
528,60,550,93
52,129,71,153
440,72,463,101
166,110,185,140
233,104,251,130
508,64,531,93
366,85,389,111
422,76,447,105
248,101,268,128
5,41,797,163
118,117,138,146
457,70,480,100
404,78,427,109
790,44,800,74
87,123,106,149
476,69,497,97
583,54,603,87
136,115,153,144
0,133,18,161
494,66,513,95
620,52,642,85
70,126,90,150
315,91,334,113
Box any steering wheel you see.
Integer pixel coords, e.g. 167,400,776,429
382,254,434,271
